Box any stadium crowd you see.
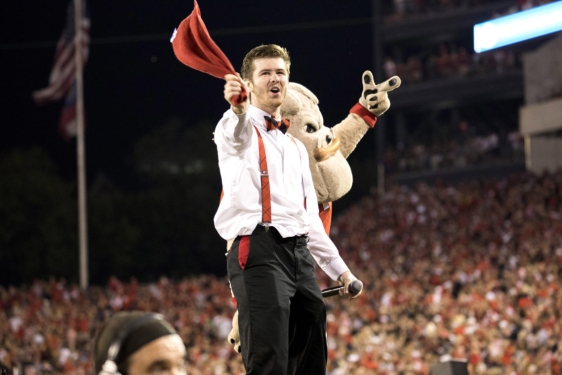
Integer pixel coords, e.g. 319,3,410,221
2,169,562,375
384,127,524,174
382,42,520,87
325,169,562,374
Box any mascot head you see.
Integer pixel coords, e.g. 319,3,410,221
281,82,353,204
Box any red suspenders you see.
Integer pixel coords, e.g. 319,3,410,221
253,126,271,224
253,126,306,228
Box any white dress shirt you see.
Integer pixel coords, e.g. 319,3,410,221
213,105,349,281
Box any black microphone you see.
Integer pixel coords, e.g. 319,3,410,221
321,279,363,298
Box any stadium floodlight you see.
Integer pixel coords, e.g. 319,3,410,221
474,1,562,53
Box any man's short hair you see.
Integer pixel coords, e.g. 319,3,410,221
241,44,291,81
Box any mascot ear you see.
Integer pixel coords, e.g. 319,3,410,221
282,83,303,116
289,82,319,106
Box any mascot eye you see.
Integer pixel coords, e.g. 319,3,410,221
305,124,317,133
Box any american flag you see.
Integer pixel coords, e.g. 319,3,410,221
32,0,90,139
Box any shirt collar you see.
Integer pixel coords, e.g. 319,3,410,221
248,105,279,130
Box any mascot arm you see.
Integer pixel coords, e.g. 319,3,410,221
333,113,371,159
350,103,378,128
215,109,253,155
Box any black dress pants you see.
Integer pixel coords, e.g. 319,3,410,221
227,225,327,375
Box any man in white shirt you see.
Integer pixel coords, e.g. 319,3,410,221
214,44,360,374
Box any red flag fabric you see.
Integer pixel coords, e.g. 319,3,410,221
171,0,247,105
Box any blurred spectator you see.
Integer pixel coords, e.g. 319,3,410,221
436,43,452,79
383,57,397,79
406,56,423,84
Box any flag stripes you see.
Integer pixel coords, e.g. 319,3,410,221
32,0,89,140
59,83,78,140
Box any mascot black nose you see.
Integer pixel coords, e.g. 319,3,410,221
389,78,397,86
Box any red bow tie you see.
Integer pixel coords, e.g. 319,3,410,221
264,116,290,134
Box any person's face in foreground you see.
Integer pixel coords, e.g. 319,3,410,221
127,334,187,375
247,57,288,113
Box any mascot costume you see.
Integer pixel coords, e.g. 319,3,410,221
169,0,401,355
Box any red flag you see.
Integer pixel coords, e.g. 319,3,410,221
32,0,90,140
171,0,247,105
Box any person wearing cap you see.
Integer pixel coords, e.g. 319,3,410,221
92,311,186,375
215,44,360,375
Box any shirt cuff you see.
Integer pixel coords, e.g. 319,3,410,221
323,257,349,281
350,103,377,128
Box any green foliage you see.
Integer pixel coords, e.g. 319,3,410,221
0,148,78,285
0,148,143,286
127,117,225,281
0,117,227,286
87,188,141,285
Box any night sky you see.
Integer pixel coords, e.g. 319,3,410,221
2,0,385,186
